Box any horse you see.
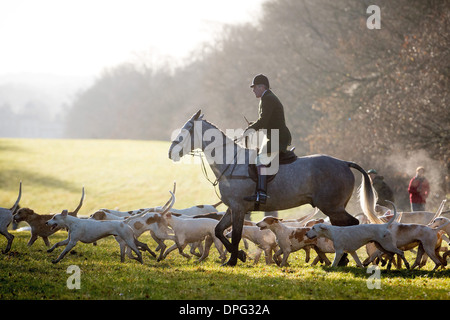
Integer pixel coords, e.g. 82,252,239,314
168,110,378,266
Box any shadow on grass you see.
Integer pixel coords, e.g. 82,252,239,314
0,142,26,153
136,264,450,300
137,256,450,299
2,233,449,300
0,169,80,193
322,264,450,279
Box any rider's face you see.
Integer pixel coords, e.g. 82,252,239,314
252,85,266,98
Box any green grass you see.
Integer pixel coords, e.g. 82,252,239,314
1,232,449,300
0,138,449,300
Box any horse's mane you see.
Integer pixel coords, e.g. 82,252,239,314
200,117,254,155
201,118,237,144
201,118,223,133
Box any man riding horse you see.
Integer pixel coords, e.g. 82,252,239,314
169,77,376,266
243,74,292,205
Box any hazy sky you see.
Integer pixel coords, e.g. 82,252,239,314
0,0,264,77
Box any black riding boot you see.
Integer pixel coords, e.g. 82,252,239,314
243,166,268,204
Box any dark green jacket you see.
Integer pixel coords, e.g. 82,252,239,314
246,90,292,152
372,176,395,206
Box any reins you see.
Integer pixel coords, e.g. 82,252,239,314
191,137,244,187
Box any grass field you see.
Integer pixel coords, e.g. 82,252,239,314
0,138,223,214
1,232,449,300
0,138,449,301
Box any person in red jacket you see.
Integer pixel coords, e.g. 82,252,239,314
408,166,430,211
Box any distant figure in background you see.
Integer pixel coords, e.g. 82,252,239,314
408,166,430,211
367,169,394,207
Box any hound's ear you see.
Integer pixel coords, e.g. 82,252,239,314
318,224,328,230
267,217,282,224
61,210,68,216
193,109,202,120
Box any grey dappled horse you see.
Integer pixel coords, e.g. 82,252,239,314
169,110,377,266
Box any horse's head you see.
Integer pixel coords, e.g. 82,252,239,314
169,109,203,161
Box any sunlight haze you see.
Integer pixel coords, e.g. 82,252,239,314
0,0,264,77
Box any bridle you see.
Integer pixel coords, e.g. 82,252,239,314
170,119,248,189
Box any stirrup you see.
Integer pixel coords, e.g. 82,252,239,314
256,191,268,204
243,191,268,204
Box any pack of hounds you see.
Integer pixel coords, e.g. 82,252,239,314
1,181,449,270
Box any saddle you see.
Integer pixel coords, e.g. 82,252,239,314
248,149,298,183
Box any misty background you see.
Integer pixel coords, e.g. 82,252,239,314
0,0,448,211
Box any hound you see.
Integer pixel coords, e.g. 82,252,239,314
117,193,176,261
280,209,319,228
256,216,331,267
89,210,127,220
93,182,220,218
306,205,409,268
192,212,225,220
283,212,326,263
13,187,85,247
95,201,222,219
375,199,447,225
0,182,21,253
430,217,450,261
161,212,226,263
301,218,336,265
227,225,278,265
424,217,450,265
119,212,173,260
429,217,450,236
365,203,450,270
46,208,146,264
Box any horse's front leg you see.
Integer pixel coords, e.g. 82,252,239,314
216,207,246,266
231,207,247,265
215,208,233,255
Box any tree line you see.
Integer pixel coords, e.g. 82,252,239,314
65,0,449,210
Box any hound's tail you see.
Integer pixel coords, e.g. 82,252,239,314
72,187,85,216
347,162,383,224
429,199,447,224
10,181,22,214
430,217,450,231
435,219,450,231
385,200,398,227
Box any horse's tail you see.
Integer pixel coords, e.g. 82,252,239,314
347,162,383,224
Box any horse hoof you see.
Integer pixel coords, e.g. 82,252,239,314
238,250,247,262
337,253,349,266
221,259,237,267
